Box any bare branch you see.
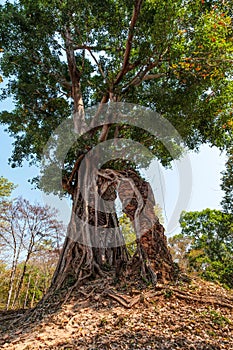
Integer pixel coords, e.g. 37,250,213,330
73,44,110,51
87,49,106,79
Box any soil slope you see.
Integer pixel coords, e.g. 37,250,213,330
0,277,232,350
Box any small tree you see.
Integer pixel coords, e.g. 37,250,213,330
168,233,192,271
119,214,137,257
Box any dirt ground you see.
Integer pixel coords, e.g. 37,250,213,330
0,277,232,350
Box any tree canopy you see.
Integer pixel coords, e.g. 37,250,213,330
0,0,232,181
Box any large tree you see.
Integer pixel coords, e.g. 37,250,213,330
0,0,233,296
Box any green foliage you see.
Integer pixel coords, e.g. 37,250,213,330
179,209,233,288
0,177,15,236
16,254,58,308
201,308,231,327
163,289,173,299
0,254,59,309
221,150,233,214
154,204,165,225
119,213,137,256
0,176,15,199
0,262,9,308
0,0,232,186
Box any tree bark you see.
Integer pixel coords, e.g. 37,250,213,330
50,164,175,294
117,169,175,283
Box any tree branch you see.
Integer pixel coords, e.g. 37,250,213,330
87,49,106,79
121,62,157,93
73,44,113,52
89,94,110,132
64,27,86,133
68,154,85,185
142,73,166,81
121,47,170,93
98,124,110,142
114,0,143,86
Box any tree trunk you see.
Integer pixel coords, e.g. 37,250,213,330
30,273,39,308
50,163,175,294
117,169,174,283
12,250,32,307
23,274,31,309
6,250,17,310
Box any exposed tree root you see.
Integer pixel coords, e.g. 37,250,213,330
105,289,141,308
104,284,233,310
172,290,233,309
77,286,99,300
